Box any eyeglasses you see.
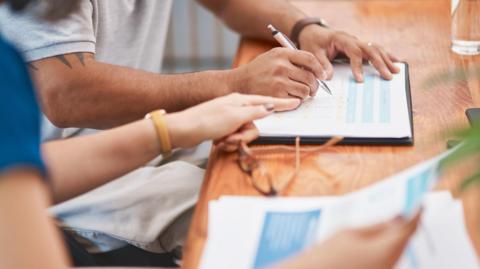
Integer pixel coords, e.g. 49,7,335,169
237,136,343,197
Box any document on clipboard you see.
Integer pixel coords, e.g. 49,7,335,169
254,62,414,145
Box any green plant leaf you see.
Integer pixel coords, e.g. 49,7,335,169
461,171,480,191
423,67,480,192
440,124,480,168
423,66,480,89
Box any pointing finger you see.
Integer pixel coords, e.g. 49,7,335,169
315,50,334,80
342,43,364,82
378,47,401,74
361,43,393,80
239,95,301,112
286,50,325,80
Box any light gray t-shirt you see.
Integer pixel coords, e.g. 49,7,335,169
0,0,173,140
0,1,208,254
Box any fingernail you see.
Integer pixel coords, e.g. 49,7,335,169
295,99,302,109
385,71,393,80
264,103,275,111
226,136,240,143
321,70,328,80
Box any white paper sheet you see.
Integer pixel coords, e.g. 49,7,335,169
199,150,479,269
452,0,460,14
254,63,412,139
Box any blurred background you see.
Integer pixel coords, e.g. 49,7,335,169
163,0,240,73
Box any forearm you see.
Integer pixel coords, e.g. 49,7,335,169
41,93,299,203
201,0,306,40
42,111,195,203
33,53,235,129
42,119,160,203
0,170,69,269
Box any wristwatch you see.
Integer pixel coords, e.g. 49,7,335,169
291,17,329,49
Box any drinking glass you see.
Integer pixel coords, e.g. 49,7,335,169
451,0,480,55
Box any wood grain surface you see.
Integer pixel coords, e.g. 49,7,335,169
182,1,480,268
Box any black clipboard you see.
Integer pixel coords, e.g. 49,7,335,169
253,62,414,146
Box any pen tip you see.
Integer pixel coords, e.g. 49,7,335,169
267,24,276,32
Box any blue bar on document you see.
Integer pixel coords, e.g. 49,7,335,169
362,76,374,123
346,78,357,123
406,245,419,269
379,79,391,123
404,168,434,216
405,176,419,216
253,210,321,269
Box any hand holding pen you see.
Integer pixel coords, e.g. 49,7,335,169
230,32,327,99
268,24,332,95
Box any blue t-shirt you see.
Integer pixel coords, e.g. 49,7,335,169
0,34,45,174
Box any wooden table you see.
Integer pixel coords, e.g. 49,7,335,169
183,1,480,268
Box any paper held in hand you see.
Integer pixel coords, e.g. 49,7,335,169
199,149,479,269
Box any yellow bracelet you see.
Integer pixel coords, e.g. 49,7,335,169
145,109,172,155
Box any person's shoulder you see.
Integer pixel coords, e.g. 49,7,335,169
0,33,24,56
0,34,34,87
0,35,27,72
0,35,45,175
0,35,38,114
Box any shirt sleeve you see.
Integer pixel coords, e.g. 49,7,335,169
0,38,45,174
0,0,96,62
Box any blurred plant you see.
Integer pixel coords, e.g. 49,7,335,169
441,123,480,191
424,66,480,191
423,66,480,89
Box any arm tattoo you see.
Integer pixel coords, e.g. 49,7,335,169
28,63,39,71
55,55,72,68
54,53,87,68
75,52,85,66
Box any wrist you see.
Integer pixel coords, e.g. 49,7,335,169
142,119,165,155
298,24,333,49
164,112,199,149
145,110,173,154
224,68,246,94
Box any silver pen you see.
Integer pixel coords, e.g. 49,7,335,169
267,24,332,95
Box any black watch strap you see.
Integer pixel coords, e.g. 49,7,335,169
291,17,329,48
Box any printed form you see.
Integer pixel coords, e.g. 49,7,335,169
199,149,479,269
255,63,412,139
